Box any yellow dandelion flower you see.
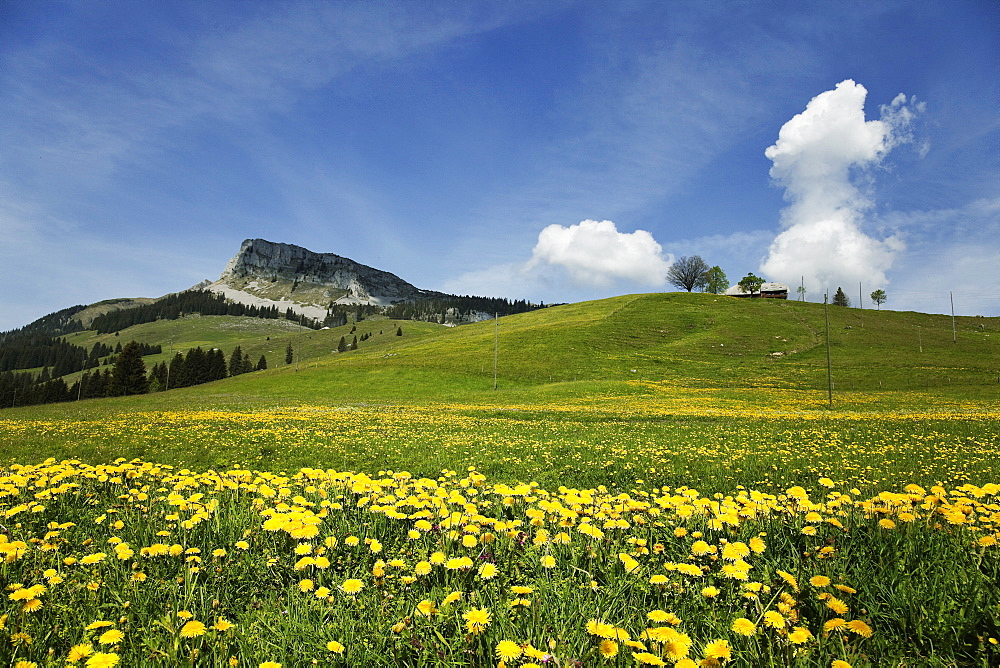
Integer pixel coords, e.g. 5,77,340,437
258,663,281,668
731,617,756,636
84,653,119,668
213,618,235,632
832,661,852,668
340,579,364,595
414,561,432,576
599,639,619,658
68,643,94,661
416,599,437,617
22,598,43,613
180,620,206,638
763,610,786,629
97,629,124,645
846,620,873,638
809,575,831,587
631,651,665,666
776,570,799,591
650,574,669,585
326,640,345,654
478,563,498,579
463,607,491,634
85,621,113,630
540,555,556,569
703,639,731,660
788,627,813,644
496,640,522,661
298,579,314,592
701,586,720,598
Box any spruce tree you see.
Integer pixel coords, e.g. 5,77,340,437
229,346,244,376
285,342,294,365
833,287,850,307
109,341,149,396
337,336,347,353
256,355,267,371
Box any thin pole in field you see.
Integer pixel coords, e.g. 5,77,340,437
825,293,833,408
950,291,957,344
493,313,498,391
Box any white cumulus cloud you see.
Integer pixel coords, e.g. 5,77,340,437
760,80,919,294
528,219,672,286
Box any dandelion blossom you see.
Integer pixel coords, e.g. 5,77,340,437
809,575,831,587
97,629,124,645
180,620,206,638
340,579,364,595
495,640,522,661
731,618,756,636
599,639,619,658
788,627,813,644
540,555,556,569
84,653,120,668
68,644,94,661
703,639,731,660
213,618,234,632
631,651,666,666
846,620,873,638
478,563,498,579
463,607,491,634
701,586,720,598
326,640,345,654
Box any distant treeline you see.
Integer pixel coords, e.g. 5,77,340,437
90,290,323,333
0,333,159,376
0,341,264,409
0,304,87,342
326,295,542,327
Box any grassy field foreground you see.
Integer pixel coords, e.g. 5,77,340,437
1,294,998,666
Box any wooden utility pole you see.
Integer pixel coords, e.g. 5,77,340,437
950,292,957,344
493,313,499,391
825,293,833,408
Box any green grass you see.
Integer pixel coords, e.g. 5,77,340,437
1,294,998,666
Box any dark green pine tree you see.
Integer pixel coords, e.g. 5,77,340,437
350,335,358,350
229,346,245,376
832,287,851,307
337,336,347,353
168,352,188,389
241,353,253,374
396,327,402,336
285,342,294,365
186,347,210,385
256,355,267,371
109,341,149,396
207,348,228,381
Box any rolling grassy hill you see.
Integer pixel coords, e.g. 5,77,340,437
13,291,1000,410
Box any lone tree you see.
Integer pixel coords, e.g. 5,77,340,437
704,266,728,294
737,272,764,296
109,341,149,396
666,256,710,292
285,342,293,365
832,287,851,307
870,289,887,310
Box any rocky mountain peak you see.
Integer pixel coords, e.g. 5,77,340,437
208,239,444,320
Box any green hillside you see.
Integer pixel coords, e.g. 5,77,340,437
11,292,1000,408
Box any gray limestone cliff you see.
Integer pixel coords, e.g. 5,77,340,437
207,239,445,319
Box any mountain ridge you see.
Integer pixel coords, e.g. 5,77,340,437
205,239,448,321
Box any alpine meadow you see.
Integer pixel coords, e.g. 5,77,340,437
1,293,998,667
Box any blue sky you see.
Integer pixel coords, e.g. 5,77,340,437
2,1,997,331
